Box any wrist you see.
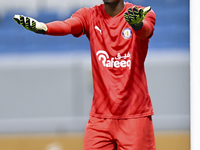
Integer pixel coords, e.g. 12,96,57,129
36,22,48,34
131,22,143,31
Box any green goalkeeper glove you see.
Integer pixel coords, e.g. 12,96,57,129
124,6,151,30
13,15,47,34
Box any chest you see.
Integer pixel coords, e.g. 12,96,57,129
88,13,137,53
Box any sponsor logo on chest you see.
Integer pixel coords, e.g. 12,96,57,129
96,50,131,69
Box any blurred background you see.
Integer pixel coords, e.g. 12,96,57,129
0,0,189,150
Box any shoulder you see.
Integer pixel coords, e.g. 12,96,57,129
125,2,134,7
72,7,89,17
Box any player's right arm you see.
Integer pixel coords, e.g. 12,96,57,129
13,15,83,36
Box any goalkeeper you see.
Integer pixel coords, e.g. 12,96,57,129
14,0,156,150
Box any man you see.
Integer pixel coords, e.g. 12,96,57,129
14,0,156,149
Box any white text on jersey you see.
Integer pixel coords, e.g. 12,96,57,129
96,50,131,69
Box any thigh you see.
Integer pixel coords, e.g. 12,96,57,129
83,116,117,150
115,116,156,150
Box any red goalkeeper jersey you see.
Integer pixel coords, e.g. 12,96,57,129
46,2,156,119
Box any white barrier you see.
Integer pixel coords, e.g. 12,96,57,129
0,50,189,133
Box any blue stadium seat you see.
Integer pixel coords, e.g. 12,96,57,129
0,0,189,54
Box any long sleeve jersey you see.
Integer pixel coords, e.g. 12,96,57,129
45,2,156,119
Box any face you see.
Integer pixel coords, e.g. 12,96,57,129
103,0,120,5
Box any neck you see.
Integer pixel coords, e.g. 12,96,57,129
104,0,125,17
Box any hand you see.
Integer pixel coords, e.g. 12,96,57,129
124,6,151,30
13,15,47,34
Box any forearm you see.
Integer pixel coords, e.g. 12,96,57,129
45,18,82,36
134,19,154,39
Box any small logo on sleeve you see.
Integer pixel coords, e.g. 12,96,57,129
122,28,132,39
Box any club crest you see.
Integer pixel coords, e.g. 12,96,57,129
122,28,132,39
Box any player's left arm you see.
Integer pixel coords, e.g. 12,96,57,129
124,6,156,39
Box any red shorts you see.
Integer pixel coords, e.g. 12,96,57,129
83,116,156,150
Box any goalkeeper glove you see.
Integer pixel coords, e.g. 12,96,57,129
13,15,47,34
124,6,151,30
